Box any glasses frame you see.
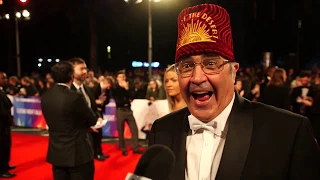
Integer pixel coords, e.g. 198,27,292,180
174,58,230,77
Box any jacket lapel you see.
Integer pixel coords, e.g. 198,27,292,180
83,85,94,103
171,108,190,180
216,93,253,180
70,84,77,92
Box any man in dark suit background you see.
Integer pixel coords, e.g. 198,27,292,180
149,4,320,180
68,58,109,161
41,62,102,180
92,77,113,115
290,71,315,117
91,77,113,157
0,72,16,178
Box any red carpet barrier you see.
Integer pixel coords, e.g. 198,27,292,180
8,95,169,139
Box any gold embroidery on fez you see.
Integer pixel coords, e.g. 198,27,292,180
177,17,219,50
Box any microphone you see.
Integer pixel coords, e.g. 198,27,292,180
125,144,176,180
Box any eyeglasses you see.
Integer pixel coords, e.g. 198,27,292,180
174,57,230,77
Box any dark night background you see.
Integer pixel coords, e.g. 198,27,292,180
0,0,320,75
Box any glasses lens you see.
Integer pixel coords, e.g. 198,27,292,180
176,58,228,77
177,60,194,76
202,58,225,74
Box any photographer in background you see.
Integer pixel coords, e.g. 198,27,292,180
20,76,39,97
111,71,142,156
5,76,22,96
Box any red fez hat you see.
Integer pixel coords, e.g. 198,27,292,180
175,4,235,62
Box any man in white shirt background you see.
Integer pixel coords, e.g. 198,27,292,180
149,3,320,180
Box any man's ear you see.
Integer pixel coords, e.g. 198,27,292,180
232,63,239,85
233,63,239,74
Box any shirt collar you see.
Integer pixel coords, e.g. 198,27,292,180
188,93,235,135
57,83,70,89
73,82,83,90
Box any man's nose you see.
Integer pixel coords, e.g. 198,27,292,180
190,65,207,85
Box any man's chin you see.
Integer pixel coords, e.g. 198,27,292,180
189,107,215,122
191,113,213,122
75,77,86,82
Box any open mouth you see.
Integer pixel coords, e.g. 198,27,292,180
191,91,213,101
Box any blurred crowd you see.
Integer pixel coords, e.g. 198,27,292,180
3,68,168,100
234,65,320,140
2,63,320,141
3,65,320,120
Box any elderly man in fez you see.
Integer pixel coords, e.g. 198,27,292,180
149,4,320,180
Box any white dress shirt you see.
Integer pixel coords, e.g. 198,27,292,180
73,82,91,107
185,93,235,180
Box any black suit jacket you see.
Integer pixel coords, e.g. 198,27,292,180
71,84,102,118
0,89,13,131
259,76,269,93
41,84,97,167
92,84,110,114
310,94,320,140
149,93,320,180
112,83,134,108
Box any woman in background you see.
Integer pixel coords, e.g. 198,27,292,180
259,68,291,110
142,65,186,137
145,80,162,101
164,64,186,112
